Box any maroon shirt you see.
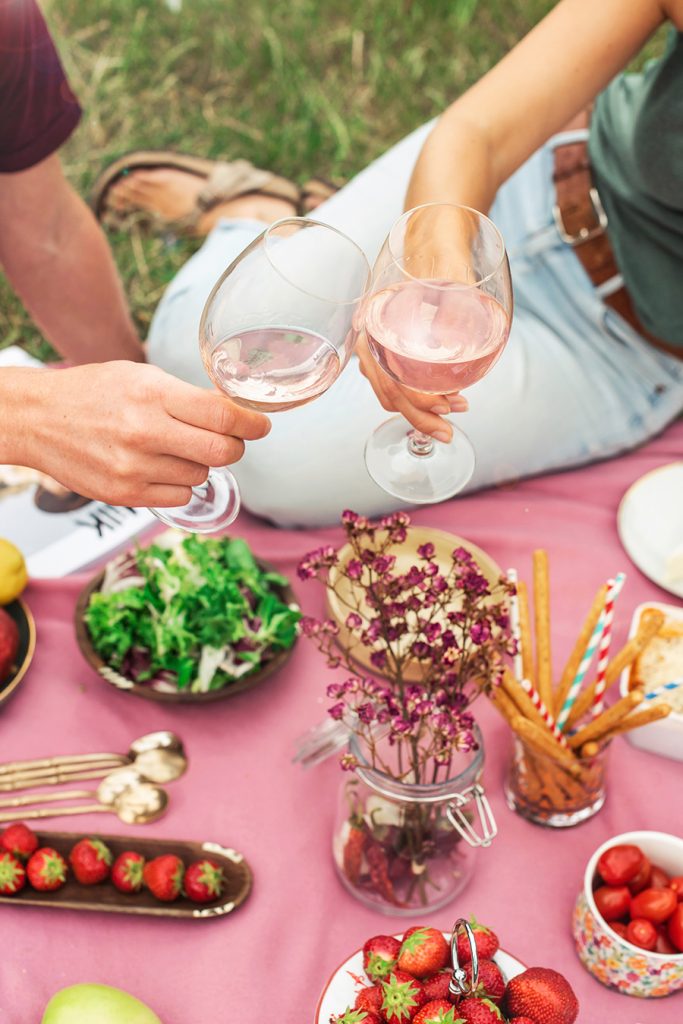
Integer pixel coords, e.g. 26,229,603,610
0,0,81,173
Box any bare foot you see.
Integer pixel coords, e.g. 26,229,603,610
107,167,297,234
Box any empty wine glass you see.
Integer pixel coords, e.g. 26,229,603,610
151,218,370,532
362,203,513,503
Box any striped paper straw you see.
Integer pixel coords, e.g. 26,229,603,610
556,601,609,731
519,677,569,749
644,679,683,702
507,568,524,681
591,573,626,717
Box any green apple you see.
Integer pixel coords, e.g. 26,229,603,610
41,983,162,1024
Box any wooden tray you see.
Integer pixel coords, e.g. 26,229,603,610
0,598,36,709
0,830,252,919
74,548,298,704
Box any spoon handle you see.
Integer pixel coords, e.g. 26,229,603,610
0,804,108,822
0,754,125,775
0,790,96,810
0,767,124,793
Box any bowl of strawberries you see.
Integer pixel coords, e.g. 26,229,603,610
316,920,579,1024
573,830,683,997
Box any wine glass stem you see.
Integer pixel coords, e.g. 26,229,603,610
408,429,435,458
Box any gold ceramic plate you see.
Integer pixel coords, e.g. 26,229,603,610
0,598,36,708
74,536,298,704
325,526,503,682
0,830,251,919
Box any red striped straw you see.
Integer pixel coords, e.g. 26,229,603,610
591,573,626,717
520,677,569,750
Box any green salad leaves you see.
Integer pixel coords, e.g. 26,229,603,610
84,534,300,693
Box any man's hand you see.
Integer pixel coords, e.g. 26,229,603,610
4,362,270,507
356,333,467,441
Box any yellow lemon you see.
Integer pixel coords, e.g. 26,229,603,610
0,538,28,604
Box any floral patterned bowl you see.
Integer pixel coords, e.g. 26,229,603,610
572,830,683,998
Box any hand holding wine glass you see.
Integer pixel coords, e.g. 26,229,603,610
151,218,370,533
362,202,512,503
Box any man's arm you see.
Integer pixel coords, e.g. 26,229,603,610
0,154,143,364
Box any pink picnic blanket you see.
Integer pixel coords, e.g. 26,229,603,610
1,422,682,1024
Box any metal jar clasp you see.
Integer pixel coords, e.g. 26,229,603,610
446,783,497,848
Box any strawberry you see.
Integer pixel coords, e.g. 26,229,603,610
69,837,112,884
456,920,499,964
354,985,383,1015
0,851,26,895
363,935,401,981
343,825,366,886
413,1000,461,1024
0,823,38,861
111,851,145,894
0,608,19,682
143,854,184,902
337,1010,382,1024
456,997,503,1024
381,969,425,1024
423,971,452,1002
366,840,402,906
184,859,223,903
464,960,505,1005
398,927,450,979
508,1019,535,1024
26,847,67,891
504,968,579,1024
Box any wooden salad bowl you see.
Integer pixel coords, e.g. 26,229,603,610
74,557,298,705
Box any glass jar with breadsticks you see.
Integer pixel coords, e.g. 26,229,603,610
488,550,674,827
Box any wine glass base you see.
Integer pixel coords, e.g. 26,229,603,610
150,469,241,534
365,416,475,503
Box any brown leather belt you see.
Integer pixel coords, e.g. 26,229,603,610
552,139,682,361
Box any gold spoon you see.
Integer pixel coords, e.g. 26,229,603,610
0,746,187,792
0,767,145,810
0,782,168,826
0,731,184,777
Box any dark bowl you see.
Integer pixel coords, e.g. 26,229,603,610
74,557,298,704
0,598,36,708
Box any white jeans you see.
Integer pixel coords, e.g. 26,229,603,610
147,122,683,527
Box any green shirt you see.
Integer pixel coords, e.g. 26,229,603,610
588,30,683,348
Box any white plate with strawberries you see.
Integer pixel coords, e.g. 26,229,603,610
315,923,580,1024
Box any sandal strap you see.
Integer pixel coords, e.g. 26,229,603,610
196,159,299,212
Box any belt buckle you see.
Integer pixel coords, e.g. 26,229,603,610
552,187,608,247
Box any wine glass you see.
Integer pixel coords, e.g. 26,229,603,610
362,202,513,503
151,218,370,532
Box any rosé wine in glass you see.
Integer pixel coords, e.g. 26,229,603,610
208,326,341,412
364,280,510,394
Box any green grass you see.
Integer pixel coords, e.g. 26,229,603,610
0,0,665,359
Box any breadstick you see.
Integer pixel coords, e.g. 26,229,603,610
511,716,581,776
533,550,553,708
580,741,601,759
553,584,608,717
596,703,672,743
517,580,535,685
489,685,520,727
501,668,550,733
567,689,644,749
565,610,664,729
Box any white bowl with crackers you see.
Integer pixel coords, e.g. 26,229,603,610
619,602,683,762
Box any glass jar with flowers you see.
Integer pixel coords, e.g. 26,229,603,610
297,510,515,915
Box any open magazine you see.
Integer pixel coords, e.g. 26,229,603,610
0,347,155,577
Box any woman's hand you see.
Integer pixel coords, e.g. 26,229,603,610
356,332,468,441
4,362,271,507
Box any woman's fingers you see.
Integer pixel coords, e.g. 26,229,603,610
163,375,271,441
140,484,195,508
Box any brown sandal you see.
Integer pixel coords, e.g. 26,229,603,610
90,150,301,235
299,176,342,213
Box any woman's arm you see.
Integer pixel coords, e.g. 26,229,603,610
406,0,668,213
0,154,143,364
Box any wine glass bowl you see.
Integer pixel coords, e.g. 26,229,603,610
363,203,513,504
152,217,370,533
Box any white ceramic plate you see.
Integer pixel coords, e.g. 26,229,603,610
619,601,683,762
315,935,525,1023
617,462,683,599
